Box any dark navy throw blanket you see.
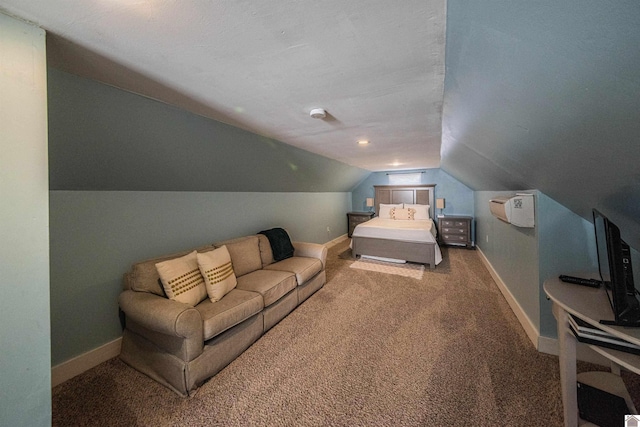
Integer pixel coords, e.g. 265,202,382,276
258,228,294,261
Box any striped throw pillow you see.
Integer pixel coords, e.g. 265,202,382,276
197,245,237,303
155,251,207,306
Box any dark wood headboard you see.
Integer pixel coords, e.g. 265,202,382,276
374,184,436,218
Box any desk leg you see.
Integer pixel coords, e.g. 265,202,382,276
557,306,578,427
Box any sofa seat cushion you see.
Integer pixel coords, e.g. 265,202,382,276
264,257,322,286
236,269,296,307
195,289,263,341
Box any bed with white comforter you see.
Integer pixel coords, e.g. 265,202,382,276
351,208,443,269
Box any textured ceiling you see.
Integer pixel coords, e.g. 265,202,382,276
0,0,446,172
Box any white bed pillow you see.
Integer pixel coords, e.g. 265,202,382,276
379,203,403,219
404,204,430,220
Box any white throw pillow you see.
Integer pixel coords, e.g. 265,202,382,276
197,246,237,303
379,203,403,219
391,207,416,220
404,204,430,220
155,251,207,306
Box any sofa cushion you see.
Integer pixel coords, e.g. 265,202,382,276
236,269,297,307
197,246,237,303
258,228,294,261
155,251,208,306
195,289,263,341
214,236,262,277
264,257,323,286
257,234,275,267
127,245,215,296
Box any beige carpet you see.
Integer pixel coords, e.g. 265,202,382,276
350,257,425,279
51,239,640,426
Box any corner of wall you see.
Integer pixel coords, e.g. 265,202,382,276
0,12,51,426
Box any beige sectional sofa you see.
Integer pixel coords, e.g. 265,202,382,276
118,233,327,397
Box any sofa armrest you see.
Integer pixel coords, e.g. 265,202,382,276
119,290,203,340
292,241,327,269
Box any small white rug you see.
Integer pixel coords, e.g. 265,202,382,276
350,258,425,280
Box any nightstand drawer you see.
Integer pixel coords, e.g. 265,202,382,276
442,234,468,243
442,226,466,235
441,219,468,228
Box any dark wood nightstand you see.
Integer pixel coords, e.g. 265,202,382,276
347,211,375,237
438,215,473,248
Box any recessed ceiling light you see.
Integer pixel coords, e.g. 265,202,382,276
357,140,369,145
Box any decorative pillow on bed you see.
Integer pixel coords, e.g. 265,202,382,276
197,245,237,303
155,251,207,306
404,204,430,220
390,207,416,220
379,203,403,219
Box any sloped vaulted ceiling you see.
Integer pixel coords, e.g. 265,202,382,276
0,0,446,172
441,0,640,249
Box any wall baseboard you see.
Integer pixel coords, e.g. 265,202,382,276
51,337,122,388
476,247,611,366
476,246,540,349
537,335,558,355
325,234,348,248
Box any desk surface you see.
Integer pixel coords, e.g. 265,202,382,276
545,276,640,425
545,277,640,375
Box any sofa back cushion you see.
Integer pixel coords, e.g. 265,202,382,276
126,245,214,296
258,228,294,261
214,235,262,277
257,234,275,267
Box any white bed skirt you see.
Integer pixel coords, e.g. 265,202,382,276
360,255,407,264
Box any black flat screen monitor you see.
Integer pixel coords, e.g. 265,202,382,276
593,209,640,326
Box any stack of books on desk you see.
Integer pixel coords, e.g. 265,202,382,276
569,314,640,355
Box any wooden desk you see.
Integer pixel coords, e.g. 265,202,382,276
544,277,640,426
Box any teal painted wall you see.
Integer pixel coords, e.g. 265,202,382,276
474,190,639,340
49,191,351,365
475,191,539,330
48,68,370,192
0,13,51,427
352,169,473,215
536,194,597,337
